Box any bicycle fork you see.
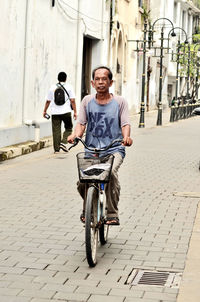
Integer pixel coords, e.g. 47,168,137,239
98,183,105,222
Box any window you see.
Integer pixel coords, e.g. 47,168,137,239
173,2,177,23
182,11,186,32
138,0,143,7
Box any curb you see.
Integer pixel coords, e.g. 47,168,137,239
177,201,200,302
0,137,53,162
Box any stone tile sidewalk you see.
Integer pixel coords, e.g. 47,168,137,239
0,108,200,301
0,108,170,162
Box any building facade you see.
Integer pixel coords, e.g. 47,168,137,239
149,0,200,109
110,0,150,113
0,0,110,147
1,0,199,148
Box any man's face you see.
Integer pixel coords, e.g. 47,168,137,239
91,68,113,93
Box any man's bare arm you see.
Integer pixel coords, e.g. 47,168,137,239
67,123,86,143
122,124,133,146
43,100,51,117
70,98,77,120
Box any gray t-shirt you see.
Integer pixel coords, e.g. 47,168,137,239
77,94,130,158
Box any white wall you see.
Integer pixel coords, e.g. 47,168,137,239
0,0,110,147
0,1,27,128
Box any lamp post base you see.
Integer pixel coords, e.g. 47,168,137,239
139,102,145,128
139,123,145,128
157,106,162,126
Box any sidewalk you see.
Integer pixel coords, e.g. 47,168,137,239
133,110,200,302
0,109,171,162
0,108,200,301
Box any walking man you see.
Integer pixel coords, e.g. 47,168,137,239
43,71,77,153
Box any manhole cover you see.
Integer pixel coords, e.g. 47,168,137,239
125,269,182,288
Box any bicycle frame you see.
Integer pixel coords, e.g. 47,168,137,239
96,182,105,224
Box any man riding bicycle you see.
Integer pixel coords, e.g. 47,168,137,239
67,66,132,225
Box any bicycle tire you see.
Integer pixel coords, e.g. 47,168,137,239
99,224,109,245
85,186,98,267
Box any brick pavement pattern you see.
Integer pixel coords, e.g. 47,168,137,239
0,110,200,301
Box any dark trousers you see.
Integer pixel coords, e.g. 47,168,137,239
51,112,73,152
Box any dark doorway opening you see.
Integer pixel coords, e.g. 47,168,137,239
81,36,92,99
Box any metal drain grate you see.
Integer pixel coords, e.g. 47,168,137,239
126,269,182,288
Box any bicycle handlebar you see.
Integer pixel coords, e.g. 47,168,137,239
68,137,123,152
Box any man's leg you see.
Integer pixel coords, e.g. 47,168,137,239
51,115,62,152
61,112,73,143
105,153,123,219
77,182,89,222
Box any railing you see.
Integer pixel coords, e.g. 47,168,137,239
169,97,200,122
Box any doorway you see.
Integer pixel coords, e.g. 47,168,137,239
81,36,92,99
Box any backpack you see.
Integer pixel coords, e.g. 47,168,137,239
54,83,70,106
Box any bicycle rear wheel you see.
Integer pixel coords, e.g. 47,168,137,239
85,186,98,267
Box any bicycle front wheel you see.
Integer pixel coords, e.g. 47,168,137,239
99,224,109,245
85,186,98,267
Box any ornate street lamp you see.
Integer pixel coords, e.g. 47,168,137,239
193,43,200,101
128,19,150,128
168,27,188,102
138,19,148,128
149,18,175,126
186,43,191,100
168,27,188,122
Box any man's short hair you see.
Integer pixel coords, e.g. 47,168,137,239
58,72,67,82
92,66,113,81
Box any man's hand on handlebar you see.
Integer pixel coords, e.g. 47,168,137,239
67,134,77,144
67,135,133,152
122,136,133,147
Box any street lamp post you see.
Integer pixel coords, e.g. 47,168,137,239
175,40,181,101
196,60,199,100
168,27,188,121
186,43,191,100
128,18,150,128
157,26,165,126
150,18,175,126
193,44,200,101
138,19,148,128
168,27,188,102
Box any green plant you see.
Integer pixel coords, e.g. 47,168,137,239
141,5,150,22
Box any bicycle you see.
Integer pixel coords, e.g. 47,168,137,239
69,137,123,267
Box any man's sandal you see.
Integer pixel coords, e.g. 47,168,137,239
80,212,95,224
80,213,85,223
105,217,120,226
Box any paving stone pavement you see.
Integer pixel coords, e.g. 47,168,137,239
0,110,200,301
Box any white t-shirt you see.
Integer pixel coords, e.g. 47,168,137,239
46,82,75,115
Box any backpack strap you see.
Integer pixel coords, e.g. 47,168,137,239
57,82,70,99
57,82,74,110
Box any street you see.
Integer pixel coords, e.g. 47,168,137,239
0,112,200,302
